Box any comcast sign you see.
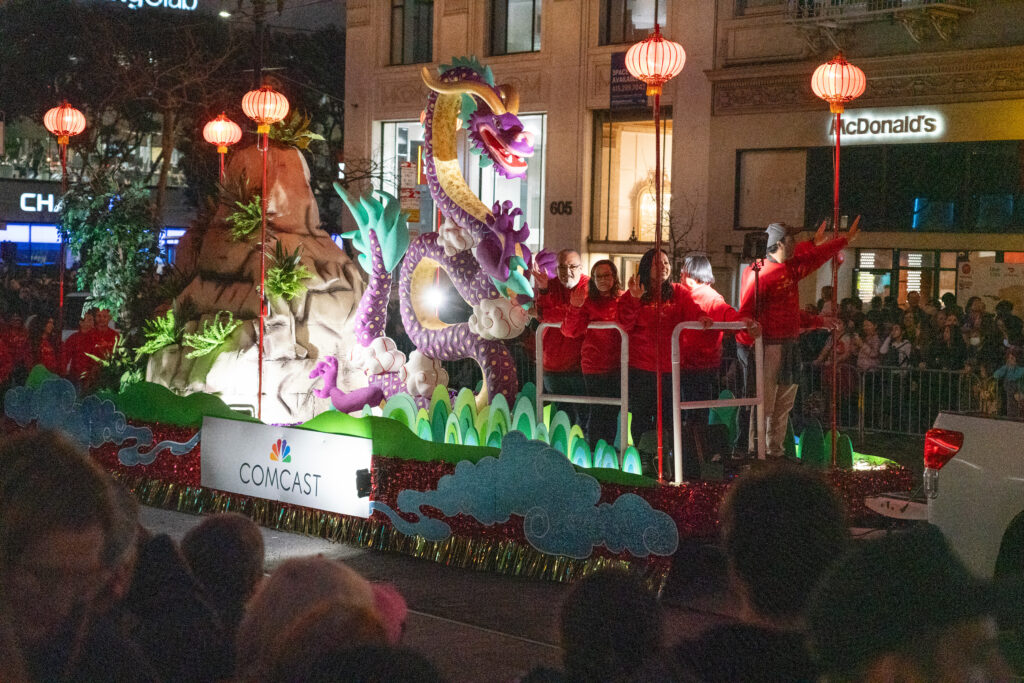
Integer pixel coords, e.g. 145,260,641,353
826,109,945,144
108,0,198,10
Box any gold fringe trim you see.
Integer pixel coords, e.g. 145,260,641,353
117,473,668,588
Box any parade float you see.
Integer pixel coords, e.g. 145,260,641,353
3,58,914,584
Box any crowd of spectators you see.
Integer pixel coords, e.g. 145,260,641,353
0,268,119,391
802,288,1024,420
0,430,435,683
7,430,1017,682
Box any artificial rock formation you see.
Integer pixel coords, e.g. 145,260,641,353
147,142,367,423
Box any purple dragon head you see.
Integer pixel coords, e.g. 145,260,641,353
468,108,534,180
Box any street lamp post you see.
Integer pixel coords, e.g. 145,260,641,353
811,54,866,466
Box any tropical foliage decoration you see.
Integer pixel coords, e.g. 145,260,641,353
136,309,183,358
182,311,241,359
225,194,263,241
86,336,144,393
269,110,326,151
266,240,313,301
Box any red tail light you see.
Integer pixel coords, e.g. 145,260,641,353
924,429,963,470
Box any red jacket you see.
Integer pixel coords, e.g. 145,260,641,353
34,338,60,374
0,326,30,370
0,339,12,384
562,293,621,375
738,237,847,344
535,276,589,372
90,327,120,358
681,282,743,370
617,283,707,373
62,330,95,379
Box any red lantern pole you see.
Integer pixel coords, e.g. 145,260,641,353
653,86,665,481
830,109,841,465
259,132,268,420
44,101,86,361
204,113,242,183
242,87,288,420
812,54,865,466
625,17,685,481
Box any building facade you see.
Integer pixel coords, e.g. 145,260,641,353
344,0,1024,306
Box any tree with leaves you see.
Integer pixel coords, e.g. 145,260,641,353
59,173,161,332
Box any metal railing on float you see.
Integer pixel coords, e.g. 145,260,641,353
535,321,630,467
671,322,766,484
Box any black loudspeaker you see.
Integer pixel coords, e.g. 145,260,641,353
741,231,768,261
355,468,371,498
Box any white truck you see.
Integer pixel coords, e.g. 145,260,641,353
923,412,1024,579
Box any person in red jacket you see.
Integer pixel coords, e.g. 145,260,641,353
533,249,589,427
1,313,31,381
89,308,120,358
678,253,754,427
563,259,623,447
619,250,761,471
736,218,858,458
62,310,96,384
27,315,60,374
617,249,709,463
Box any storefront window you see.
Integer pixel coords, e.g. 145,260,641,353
376,114,547,252
599,0,666,45
591,110,672,242
807,141,1024,233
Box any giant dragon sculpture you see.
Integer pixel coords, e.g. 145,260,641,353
324,57,555,412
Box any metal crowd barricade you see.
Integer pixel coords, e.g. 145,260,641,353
671,322,766,485
535,321,630,467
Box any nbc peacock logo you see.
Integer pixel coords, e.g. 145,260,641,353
270,438,292,463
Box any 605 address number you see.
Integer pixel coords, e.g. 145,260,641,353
549,201,573,216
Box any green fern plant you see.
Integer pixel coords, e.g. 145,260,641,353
136,309,183,358
266,241,313,301
225,195,263,241
182,311,242,359
270,110,326,151
86,336,144,392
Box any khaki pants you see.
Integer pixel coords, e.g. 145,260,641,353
748,343,799,457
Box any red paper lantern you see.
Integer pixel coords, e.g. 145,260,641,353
624,25,686,96
203,112,243,154
811,54,866,114
241,85,289,134
43,101,86,145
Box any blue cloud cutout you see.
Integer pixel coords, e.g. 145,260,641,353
4,378,199,466
371,431,678,559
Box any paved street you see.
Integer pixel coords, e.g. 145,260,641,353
140,506,736,683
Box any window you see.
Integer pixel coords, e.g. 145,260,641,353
591,110,673,242
600,0,666,45
377,120,435,231
390,0,433,66
806,141,1024,233
490,0,541,56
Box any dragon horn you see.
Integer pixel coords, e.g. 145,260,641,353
497,85,520,115
421,67,506,115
